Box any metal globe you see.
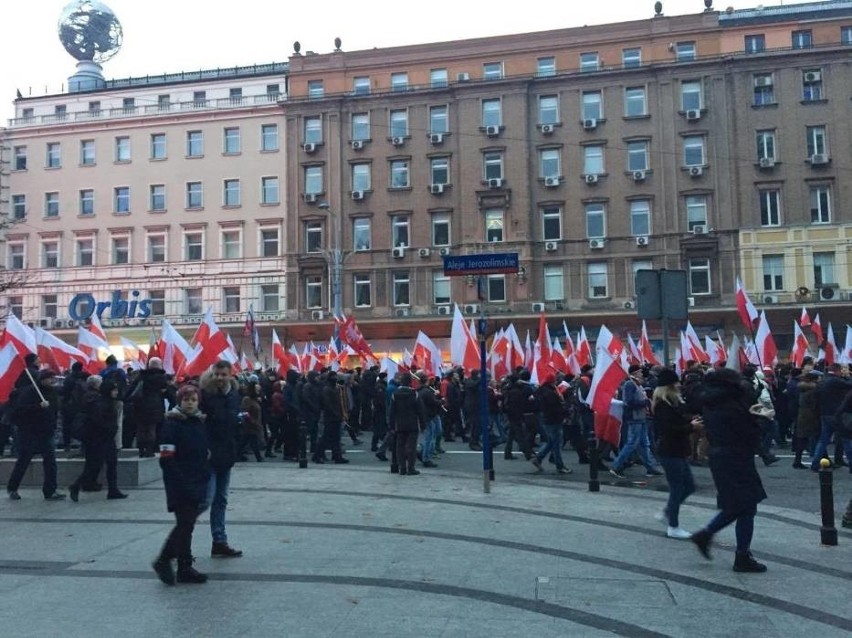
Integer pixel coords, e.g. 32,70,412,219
58,0,123,63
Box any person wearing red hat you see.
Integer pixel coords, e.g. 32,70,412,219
530,373,571,474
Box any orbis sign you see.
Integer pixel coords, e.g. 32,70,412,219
68,290,153,321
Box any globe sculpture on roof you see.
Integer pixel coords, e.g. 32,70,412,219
58,1,123,92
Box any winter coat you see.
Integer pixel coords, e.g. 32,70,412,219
417,385,442,421
653,400,693,458
505,381,535,421
536,383,564,426
158,409,210,512
199,373,241,471
240,395,264,438
622,379,649,423
815,374,852,420
794,381,821,439
389,385,424,432
322,380,345,423
10,383,58,439
300,377,322,422
128,367,169,429
80,389,119,443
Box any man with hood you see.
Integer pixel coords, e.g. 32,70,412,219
389,372,425,475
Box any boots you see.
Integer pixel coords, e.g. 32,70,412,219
152,556,176,586
691,529,713,559
733,551,767,573
176,557,208,584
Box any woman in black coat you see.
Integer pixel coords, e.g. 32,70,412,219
129,360,169,458
152,384,210,586
690,368,768,573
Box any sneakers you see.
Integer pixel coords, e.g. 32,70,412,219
152,557,176,586
667,527,692,540
530,457,543,473
733,551,767,573
8,491,21,501
107,491,128,500
406,469,421,476
609,468,627,479
211,543,243,558
44,492,67,501
645,468,665,477
691,529,712,559
556,467,573,474
422,460,438,468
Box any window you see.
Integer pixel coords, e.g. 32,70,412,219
76,238,93,266
261,124,279,151
579,52,599,72
813,252,835,286
483,152,503,180
585,203,606,239
42,295,58,319
221,230,240,259
44,192,59,218
122,98,135,112
223,179,240,206
487,275,506,303
42,241,59,268
150,184,166,211
389,109,408,137
752,73,775,105
842,26,852,45
186,131,203,157
352,113,370,140
582,91,602,120
186,182,203,209
485,209,504,243
588,263,608,298
430,68,448,88
261,176,280,204
185,288,203,315
806,126,826,157
759,189,781,226
305,221,323,253
483,62,503,80
354,275,372,307
627,141,649,171
148,235,166,263
151,133,167,159
622,48,641,68
112,236,130,265
79,189,94,216
307,80,324,98
430,157,449,185
393,272,410,306
802,69,823,101
630,200,651,236
89,101,101,113
688,259,711,295
542,207,561,241
304,117,322,144
305,276,323,309
13,146,27,170
433,272,451,305
46,142,61,168
157,95,170,110
223,287,240,313
537,57,556,77
624,87,647,117
261,284,280,312
227,88,242,103
185,233,203,261
8,243,25,270
762,255,784,291
582,145,603,175
304,167,322,195
21,108,33,120
353,218,371,251
353,76,370,95
432,215,450,246
685,195,708,231
539,95,559,125
115,136,130,162
681,81,702,111
745,34,765,53
675,41,696,61
148,290,165,316
540,148,561,178
6,296,23,318
809,186,830,223
429,105,448,134
12,194,26,219
544,265,564,301
391,72,409,91
352,163,371,192
114,187,130,214
223,127,241,153
632,260,654,294
756,130,776,161
482,99,501,127
792,30,812,49
392,216,409,248
683,136,705,166
390,160,410,188
55,105,67,119
80,140,96,165
254,236,282,271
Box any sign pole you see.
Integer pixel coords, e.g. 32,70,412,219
479,312,491,493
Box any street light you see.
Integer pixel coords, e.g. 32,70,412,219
317,201,342,322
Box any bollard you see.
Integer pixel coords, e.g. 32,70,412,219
588,444,600,492
842,498,852,530
818,458,838,546
298,422,308,469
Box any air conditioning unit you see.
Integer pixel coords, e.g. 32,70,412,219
531,302,545,313
633,170,647,182
544,176,560,187
804,71,821,83
544,241,558,252
351,140,364,150
392,247,405,259
758,157,776,169
686,109,701,121
487,178,503,188
635,236,649,247
541,123,554,134
303,193,318,203
818,286,837,301
311,310,325,320
753,76,773,87
437,305,451,315
687,297,696,307
303,142,317,153
429,133,444,144
585,174,599,185
418,248,431,258
810,154,828,165
692,224,708,235
391,136,405,146
395,308,411,317
763,294,780,304
589,239,605,249
689,166,704,177
582,118,597,130
438,247,451,256
430,183,445,194
623,300,635,310
485,125,501,137
457,72,470,82
351,190,365,201
463,304,479,314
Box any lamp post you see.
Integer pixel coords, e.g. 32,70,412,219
317,201,343,323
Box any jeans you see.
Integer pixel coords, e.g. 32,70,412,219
206,468,231,544
7,433,58,497
535,423,565,469
420,416,441,462
811,416,852,468
705,505,757,553
658,456,695,528
490,413,507,443
612,420,658,471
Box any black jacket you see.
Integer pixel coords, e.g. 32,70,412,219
129,367,169,428
322,380,344,423
200,377,241,471
816,374,852,419
158,409,210,512
80,388,119,443
11,383,58,438
653,400,692,458
389,386,424,432
300,377,322,421
536,383,564,425
417,385,442,421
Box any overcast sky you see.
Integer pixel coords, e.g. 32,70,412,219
1,0,817,122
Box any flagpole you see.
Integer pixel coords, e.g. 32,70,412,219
23,366,47,404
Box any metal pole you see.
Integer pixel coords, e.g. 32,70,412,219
662,316,670,368
818,458,838,545
479,314,491,492
588,444,600,492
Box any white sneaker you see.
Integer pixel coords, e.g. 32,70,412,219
666,526,692,540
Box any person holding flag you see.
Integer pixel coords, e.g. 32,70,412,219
608,365,664,480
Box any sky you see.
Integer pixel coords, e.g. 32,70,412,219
1,0,819,122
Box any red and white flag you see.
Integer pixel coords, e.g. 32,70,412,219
841,325,852,365
450,304,480,373
88,313,108,345
824,323,838,366
799,307,811,327
550,337,568,374
412,330,443,378
576,326,592,369
638,321,660,366
183,308,231,377
735,277,759,330
754,311,777,367
594,398,624,447
77,326,109,373
0,313,37,356
119,337,147,371
584,347,627,418
705,335,726,366
626,334,642,366
158,319,197,376
505,323,524,372
0,342,25,403
595,324,622,358
533,314,552,383
271,330,289,375
811,312,824,345
37,327,89,373
338,314,377,365
725,334,743,372
684,321,709,363
790,321,810,368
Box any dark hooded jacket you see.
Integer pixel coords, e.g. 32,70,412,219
389,385,424,432
200,372,241,471
158,406,210,512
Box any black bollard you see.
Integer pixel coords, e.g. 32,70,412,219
818,459,838,546
588,444,600,492
298,422,308,469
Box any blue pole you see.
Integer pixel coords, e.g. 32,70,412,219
479,315,491,492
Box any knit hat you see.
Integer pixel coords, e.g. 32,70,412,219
656,369,679,387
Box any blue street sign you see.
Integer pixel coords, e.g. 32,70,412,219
443,252,519,276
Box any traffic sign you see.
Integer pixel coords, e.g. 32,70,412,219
443,252,519,276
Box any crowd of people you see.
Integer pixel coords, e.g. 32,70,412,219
2,350,851,581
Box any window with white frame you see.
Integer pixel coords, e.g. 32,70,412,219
745,34,765,53
389,160,410,188
485,209,504,243
260,228,279,257
622,47,641,68
185,232,203,261
433,272,451,305
354,274,372,307
223,127,240,154
430,68,448,88
802,69,823,101
44,192,59,218
430,157,449,185
13,145,27,170
813,252,835,286
482,99,501,127
680,81,702,111
579,52,599,72
688,259,711,295
150,184,166,212
76,238,94,266
583,145,604,175
352,163,371,192
432,215,450,246
753,73,774,105
46,142,61,168
12,194,26,219
429,105,448,134
542,206,561,241
305,221,323,253
148,235,166,262
186,130,203,157
223,179,240,207
42,295,58,319
630,200,651,236
487,274,506,302
588,263,608,298
147,290,165,316
393,272,410,305
114,186,130,213
392,216,409,248
352,76,370,95
222,287,240,313
150,133,167,159
627,141,649,171
683,136,705,166
185,288,203,315
806,126,826,157
539,95,559,125
6,296,23,318
186,182,203,209
537,57,556,77
483,62,503,80
792,30,812,49
112,236,129,265
809,185,830,223
581,91,602,120
262,176,280,203
389,109,408,137
675,41,696,61
756,130,776,161
540,148,561,178
484,152,503,180
353,218,371,251
80,139,96,165
543,265,564,301
261,284,279,312
391,72,409,91
685,195,708,231
221,229,241,259
261,124,279,151
624,87,647,117
842,26,852,45
115,136,130,162
352,113,370,140
762,255,784,291
585,203,606,239
8,243,25,269
307,80,324,98
42,241,59,268
759,189,781,226
304,117,322,144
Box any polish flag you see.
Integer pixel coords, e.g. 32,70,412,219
380,356,400,379
119,337,147,371
735,277,759,330
413,330,443,378
824,323,838,366
754,311,777,367
705,335,726,366
35,327,89,373
817,347,826,364
595,324,622,360
505,323,525,372
790,322,810,368
584,346,627,418
0,342,26,403
0,313,37,356
685,321,709,363
725,334,743,372
183,308,231,377
811,313,824,345
743,336,761,367
271,330,289,375
533,314,553,382
550,337,568,374
799,307,811,327
223,334,240,367
449,304,480,373
638,321,660,366
469,319,477,341
158,319,197,376
523,330,533,370
576,326,592,368
626,334,642,366
489,329,509,380
594,398,624,447
148,327,162,361
77,326,109,373
88,313,109,345
841,325,852,365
